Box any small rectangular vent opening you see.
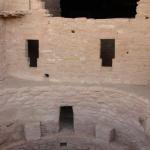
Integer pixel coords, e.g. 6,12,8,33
27,40,39,67
59,106,74,131
100,39,115,67
60,142,67,147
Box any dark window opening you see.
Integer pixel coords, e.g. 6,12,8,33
100,39,115,67
27,40,39,67
59,106,74,131
60,0,139,19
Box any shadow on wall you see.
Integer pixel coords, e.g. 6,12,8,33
42,0,61,16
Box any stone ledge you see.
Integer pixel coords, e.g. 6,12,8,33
0,11,29,18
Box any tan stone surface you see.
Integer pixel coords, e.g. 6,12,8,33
24,122,41,141
0,0,150,149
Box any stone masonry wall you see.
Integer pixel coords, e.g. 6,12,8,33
0,0,29,11
0,85,150,149
136,0,150,18
0,0,150,84
0,19,6,80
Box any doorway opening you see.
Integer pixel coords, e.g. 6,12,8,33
59,106,74,131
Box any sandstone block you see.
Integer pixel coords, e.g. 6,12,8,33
24,122,41,141
96,124,116,143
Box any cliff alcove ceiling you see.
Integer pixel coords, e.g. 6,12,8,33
43,0,139,18
60,0,139,18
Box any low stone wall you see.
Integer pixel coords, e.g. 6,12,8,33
0,85,150,149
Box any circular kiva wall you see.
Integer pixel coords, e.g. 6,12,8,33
0,86,150,149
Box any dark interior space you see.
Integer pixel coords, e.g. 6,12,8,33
42,0,51,11
100,39,115,67
59,106,74,131
42,0,60,16
60,0,139,19
27,40,39,67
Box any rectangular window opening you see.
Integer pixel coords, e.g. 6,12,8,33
100,39,115,67
59,106,74,131
27,40,39,67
